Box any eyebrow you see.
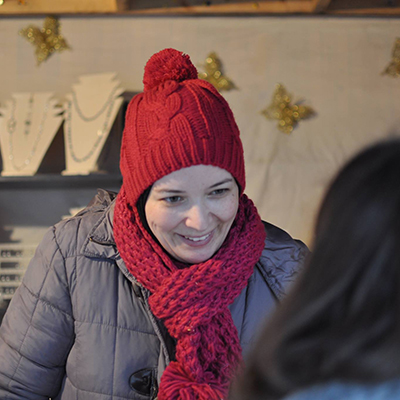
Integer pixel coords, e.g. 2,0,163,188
210,178,233,188
153,178,234,194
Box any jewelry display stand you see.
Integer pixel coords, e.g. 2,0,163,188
0,92,63,176
62,72,124,176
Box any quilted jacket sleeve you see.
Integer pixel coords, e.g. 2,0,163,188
258,221,310,300
0,226,75,399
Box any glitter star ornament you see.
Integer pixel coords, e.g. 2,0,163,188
382,38,400,77
262,84,315,134
20,16,70,66
198,52,235,92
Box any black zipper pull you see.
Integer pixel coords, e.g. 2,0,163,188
132,282,144,302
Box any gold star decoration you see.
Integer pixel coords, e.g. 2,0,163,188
261,84,315,134
382,38,400,77
198,52,235,92
19,16,70,66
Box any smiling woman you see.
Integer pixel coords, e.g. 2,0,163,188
0,49,309,400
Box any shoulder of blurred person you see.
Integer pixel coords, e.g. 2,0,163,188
284,380,400,400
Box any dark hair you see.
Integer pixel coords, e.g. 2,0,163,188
233,138,400,400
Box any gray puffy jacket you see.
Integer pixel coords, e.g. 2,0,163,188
0,189,308,399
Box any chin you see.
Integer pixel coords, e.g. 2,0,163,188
179,252,212,264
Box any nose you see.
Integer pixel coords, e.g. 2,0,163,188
185,203,210,231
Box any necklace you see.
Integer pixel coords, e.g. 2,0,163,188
72,85,120,122
6,96,50,172
66,87,119,163
6,94,34,137
24,95,34,136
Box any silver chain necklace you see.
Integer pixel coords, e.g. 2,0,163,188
7,94,34,137
23,95,34,136
71,85,120,122
6,96,50,171
66,87,119,163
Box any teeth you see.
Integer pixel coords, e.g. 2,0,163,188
184,233,210,242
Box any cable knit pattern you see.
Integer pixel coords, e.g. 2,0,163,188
113,188,266,399
120,48,245,207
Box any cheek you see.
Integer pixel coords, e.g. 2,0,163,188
147,207,181,232
217,194,239,222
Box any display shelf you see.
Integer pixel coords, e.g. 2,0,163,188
0,173,122,189
0,174,121,231
0,243,36,306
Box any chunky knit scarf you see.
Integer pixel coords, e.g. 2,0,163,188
113,187,266,399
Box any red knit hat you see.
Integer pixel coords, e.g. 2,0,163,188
120,48,245,206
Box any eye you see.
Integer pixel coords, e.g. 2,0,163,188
209,188,229,196
163,196,184,204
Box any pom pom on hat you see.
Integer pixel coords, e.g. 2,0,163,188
143,48,198,91
120,48,245,207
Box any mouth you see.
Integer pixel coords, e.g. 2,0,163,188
183,233,211,242
178,230,214,247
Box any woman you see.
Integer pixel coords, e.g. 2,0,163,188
0,49,308,400
233,138,400,400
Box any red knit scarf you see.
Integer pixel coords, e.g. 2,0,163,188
113,187,266,399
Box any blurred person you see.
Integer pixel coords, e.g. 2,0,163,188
233,138,400,400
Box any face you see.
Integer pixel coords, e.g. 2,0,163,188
145,165,239,264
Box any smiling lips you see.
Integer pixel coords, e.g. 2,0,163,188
185,233,210,242
179,231,214,246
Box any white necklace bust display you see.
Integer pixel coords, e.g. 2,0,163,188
0,92,63,176
62,72,124,176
